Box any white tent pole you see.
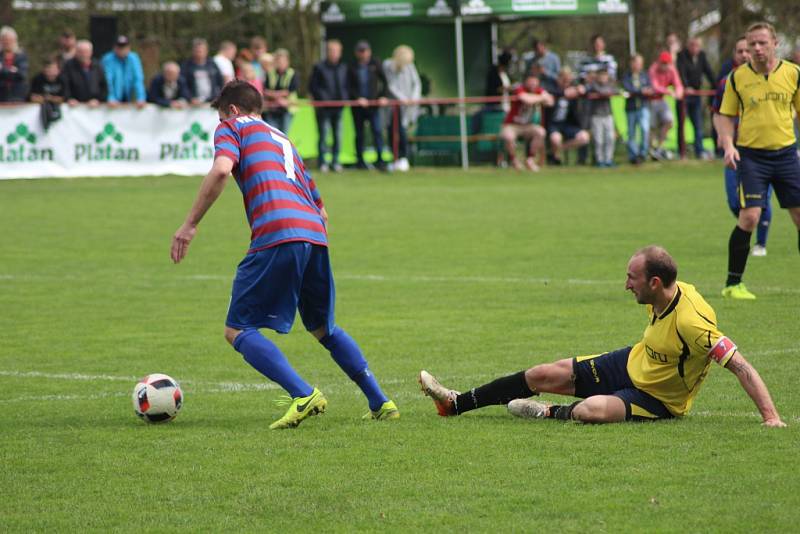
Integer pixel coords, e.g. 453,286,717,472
491,22,498,64
455,15,469,170
627,6,637,55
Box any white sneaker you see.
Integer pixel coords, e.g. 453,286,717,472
418,370,459,417
332,163,344,173
751,245,767,257
396,158,410,172
507,398,548,419
319,163,330,173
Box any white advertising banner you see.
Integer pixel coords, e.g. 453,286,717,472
0,104,220,179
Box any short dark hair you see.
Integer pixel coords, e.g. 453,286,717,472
635,245,678,287
211,80,263,115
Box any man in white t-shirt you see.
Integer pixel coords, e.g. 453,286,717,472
213,41,236,84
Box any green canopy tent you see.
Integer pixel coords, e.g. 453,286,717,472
320,0,633,168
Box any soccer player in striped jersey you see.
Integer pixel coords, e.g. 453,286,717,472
171,80,398,428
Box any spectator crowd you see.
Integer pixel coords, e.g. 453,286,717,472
0,25,422,173
2,24,798,172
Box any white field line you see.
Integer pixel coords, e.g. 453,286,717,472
5,271,800,294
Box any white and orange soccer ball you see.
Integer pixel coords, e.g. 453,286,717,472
132,373,183,423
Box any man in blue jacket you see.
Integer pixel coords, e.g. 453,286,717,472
101,36,146,108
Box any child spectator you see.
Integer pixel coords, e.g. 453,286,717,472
239,62,262,93
29,56,65,103
29,56,65,129
586,67,617,167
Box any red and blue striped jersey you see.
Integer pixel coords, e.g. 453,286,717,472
214,116,327,253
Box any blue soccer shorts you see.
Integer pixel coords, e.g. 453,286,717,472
572,347,673,421
225,241,335,335
737,145,800,209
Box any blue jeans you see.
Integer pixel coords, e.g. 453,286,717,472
264,111,293,137
626,107,650,160
351,106,384,164
315,108,342,166
686,95,705,156
724,165,772,247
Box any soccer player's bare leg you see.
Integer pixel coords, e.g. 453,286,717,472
523,358,574,395
569,395,627,423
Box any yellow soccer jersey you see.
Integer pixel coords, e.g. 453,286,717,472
719,60,800,149
627,282,737,417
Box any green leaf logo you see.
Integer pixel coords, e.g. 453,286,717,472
94,123,124,144
6,124,37,145
181,122,210,143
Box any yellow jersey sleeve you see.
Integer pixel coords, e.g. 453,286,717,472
718,72,740,116
677,313,736,367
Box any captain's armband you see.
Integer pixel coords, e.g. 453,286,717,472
708,336,737,365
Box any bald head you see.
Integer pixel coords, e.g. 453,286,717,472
75,40,93,63
632,245,677,287
163,61,180,82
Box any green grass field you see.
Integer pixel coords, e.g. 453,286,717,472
1,163,799,532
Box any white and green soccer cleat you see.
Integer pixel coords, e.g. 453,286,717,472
507,398,549,419
269,388,327,430
363,400,400,421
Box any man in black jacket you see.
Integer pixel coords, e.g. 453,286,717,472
544,67,590,165
62,40,107,106
148,61,190,108
347,40,388,170
309,39,348,172
677,37,715,159
181,38,223,105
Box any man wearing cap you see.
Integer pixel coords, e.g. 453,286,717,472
101,35,146,108
648,50,684,160
347,40,388,170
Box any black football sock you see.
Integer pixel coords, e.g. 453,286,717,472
454,371,535,415
726,225,752,286
545,401,580,421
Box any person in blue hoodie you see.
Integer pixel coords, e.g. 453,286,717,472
101,35,146,108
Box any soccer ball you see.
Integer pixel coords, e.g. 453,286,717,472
132,373,183,423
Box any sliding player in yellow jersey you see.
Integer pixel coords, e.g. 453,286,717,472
419,246,785,427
